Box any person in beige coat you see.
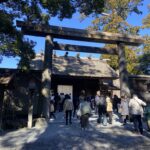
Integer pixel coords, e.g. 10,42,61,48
106,93,113,124
120,95,129,125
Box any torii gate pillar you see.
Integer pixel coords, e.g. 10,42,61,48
118,43,130,97
41,35,53,120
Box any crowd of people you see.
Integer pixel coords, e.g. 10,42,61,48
49,90,150,135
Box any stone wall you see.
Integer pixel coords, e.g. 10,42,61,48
129,75,150,102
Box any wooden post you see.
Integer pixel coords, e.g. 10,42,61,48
0,85,4,130
27,93,33,128
27,79,36,128
118,43,130,97
41,35,53,120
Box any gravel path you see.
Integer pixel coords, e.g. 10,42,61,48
0,112,150,150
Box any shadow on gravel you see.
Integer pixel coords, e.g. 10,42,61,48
8,123,150,149
1,115,150,150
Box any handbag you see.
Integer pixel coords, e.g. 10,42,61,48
118,105,122,113
50,103,54,112
77,109,81,117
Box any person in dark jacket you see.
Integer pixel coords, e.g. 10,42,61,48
54,92,60,112
63,94,74,125
113,95,121,113
73,96,79,118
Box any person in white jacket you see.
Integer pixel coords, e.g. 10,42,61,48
129,94,146,134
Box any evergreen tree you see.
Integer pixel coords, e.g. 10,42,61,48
89,0,143,74
0,0,104,70
137,36,150,74
143,4,150,28
137,4,150,74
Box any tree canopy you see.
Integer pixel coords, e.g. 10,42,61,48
89,0,143,74
0,0,104,70
0,0,149,74
143,4,150,28
89,0,143,33
137,35,150,74
137,4,150,74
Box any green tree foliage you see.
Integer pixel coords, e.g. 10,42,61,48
100,46,138,74
0,0,104,70
90,0,142,33
143,4,150,28
99,45,118,70
40,0,104,20
138,4,150,74
125,47,139,74
142,35,150,53
89,0,143,74
137,35,150,74
138,53,150,74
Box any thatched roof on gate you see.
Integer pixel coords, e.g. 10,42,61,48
30,54,118,78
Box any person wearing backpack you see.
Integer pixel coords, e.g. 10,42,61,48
95,91,107,126
78,99,91,130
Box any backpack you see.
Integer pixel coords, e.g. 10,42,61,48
95,95,106,106
80,102,91,115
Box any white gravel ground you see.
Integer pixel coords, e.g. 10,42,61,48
0,112,150,150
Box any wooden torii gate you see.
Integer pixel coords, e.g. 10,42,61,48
17,21,143,120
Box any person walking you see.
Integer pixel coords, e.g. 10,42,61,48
78,99,91,130
95,91,107,126
106,93,113,124
113,95,121,113
79,90,86,103
129,94,146,134
73,96,79,118
49,100,56,120
54,92,60,112
63,94,74,125
120,95,129,125
59,93,65,112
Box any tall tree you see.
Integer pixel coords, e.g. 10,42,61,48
137,4,150,74
143,4,150,28
89,0,143,74
0,0,104,70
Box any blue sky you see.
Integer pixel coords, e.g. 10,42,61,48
0,0,150,68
